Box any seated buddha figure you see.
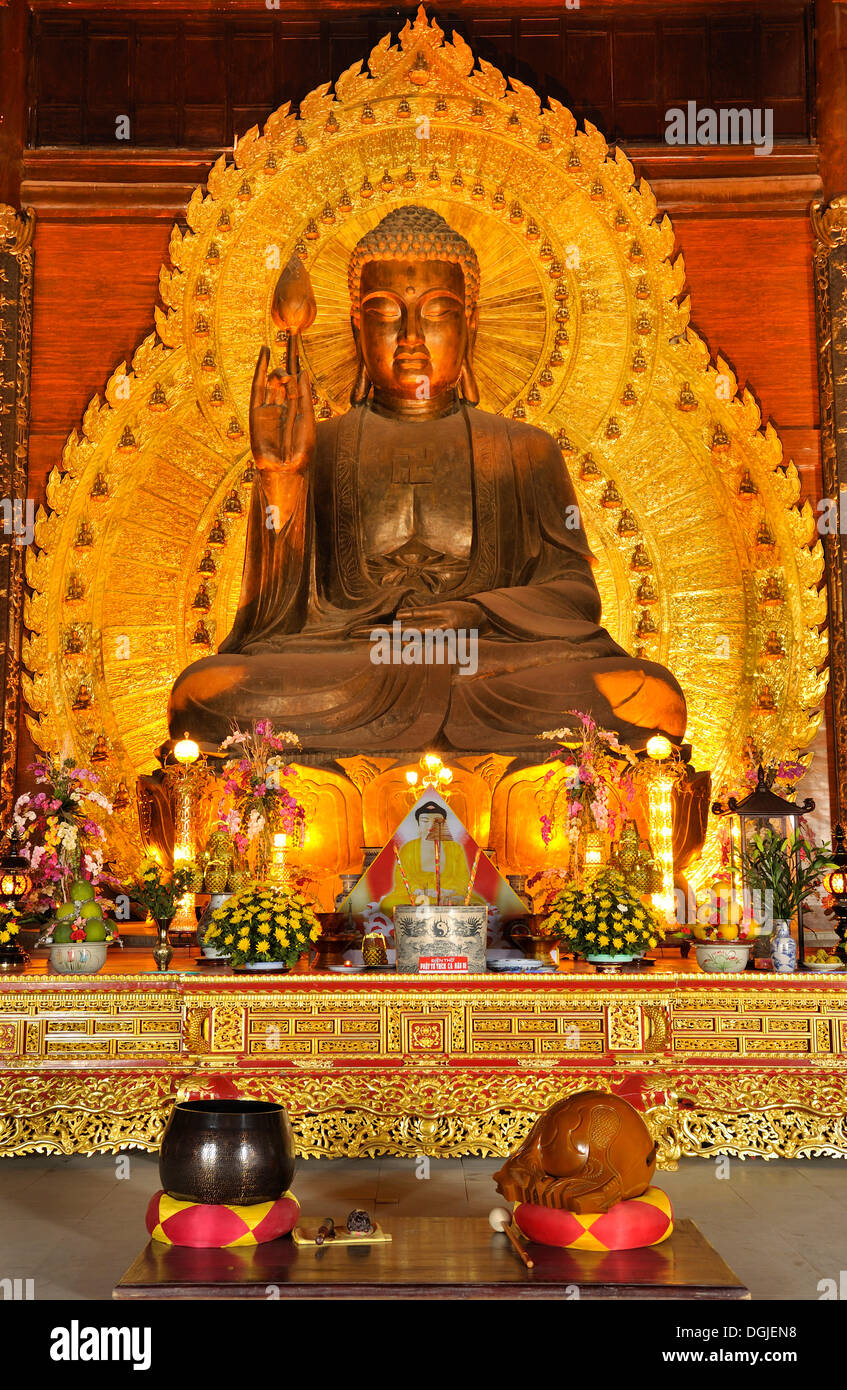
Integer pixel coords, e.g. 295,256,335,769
169,206,686,754
379,800,486,913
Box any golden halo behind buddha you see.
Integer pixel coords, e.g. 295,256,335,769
22,7,827,888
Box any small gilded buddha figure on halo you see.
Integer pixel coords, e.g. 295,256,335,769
169,205,686,755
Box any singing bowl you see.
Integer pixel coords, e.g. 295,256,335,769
159,1100,295,1206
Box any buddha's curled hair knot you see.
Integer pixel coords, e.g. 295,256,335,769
348,205,480,317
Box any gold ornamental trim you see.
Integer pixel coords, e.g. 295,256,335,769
20,7,826,888
3,1064,847,1163
0,205,34,825
813,194,847,818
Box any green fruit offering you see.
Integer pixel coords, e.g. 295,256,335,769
79,901,103,920
83,920,107,942
52,922,73,943
69,879,95,902
55,901,78,922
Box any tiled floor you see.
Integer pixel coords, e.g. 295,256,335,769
1,1153,845,1300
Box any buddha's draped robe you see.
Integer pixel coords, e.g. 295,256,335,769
169,402,686,752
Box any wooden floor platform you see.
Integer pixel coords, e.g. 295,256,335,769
113,1216,749,1300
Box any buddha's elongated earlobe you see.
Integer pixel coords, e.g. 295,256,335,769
459,355,480,405
460,305,480,405
351,352,371,405
350,322,371,405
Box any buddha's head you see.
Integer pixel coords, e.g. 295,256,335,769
348,205,480,412
414,799,448,840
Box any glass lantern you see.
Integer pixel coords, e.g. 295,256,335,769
0,828,32,972
712,765,814,965
825,824,847,966
0,828,32,901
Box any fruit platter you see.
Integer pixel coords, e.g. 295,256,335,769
689,891,763,973
47,878,119,974
803,949,845,973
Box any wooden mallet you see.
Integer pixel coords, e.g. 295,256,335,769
489,1206,534,1269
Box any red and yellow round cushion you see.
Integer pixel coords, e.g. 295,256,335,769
146,1190,299,1249
514,1186,673,1251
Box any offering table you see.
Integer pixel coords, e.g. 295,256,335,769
2,952,847,1163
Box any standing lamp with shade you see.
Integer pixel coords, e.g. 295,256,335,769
270,832,289,888
645,736,677,924
167,734,204,940
0,829,32,971
712,766,815,967
825,825,847,966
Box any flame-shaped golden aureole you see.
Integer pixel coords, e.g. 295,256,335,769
23,5,827,886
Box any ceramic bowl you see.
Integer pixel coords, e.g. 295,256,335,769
586,953,639,972
48,941,108,974
695,942,750,973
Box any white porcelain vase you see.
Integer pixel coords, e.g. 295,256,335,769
771,920,797,973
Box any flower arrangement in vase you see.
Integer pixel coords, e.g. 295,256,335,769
204,882,321,971
124,859,194,972
12,754,118,941
537,712,648,885
540,869,665,970
216,720,306,879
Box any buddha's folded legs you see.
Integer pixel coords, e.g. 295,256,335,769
444,643,687,751
168,648,453,752
168,639,686,752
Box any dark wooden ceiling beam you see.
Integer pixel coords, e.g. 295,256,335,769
21,143,821,219
18,1,816,11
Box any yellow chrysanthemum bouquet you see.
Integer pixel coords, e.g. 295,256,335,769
0,899,20,946
541,869,666,962
204,882,321,969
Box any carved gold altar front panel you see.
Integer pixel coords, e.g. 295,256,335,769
3,974,847,1163
0,987,183,1061
182,988,656,1060
21,7,827,890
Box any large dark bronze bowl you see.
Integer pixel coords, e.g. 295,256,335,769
159,1100,295,1205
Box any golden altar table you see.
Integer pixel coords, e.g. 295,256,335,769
2,953,847,1165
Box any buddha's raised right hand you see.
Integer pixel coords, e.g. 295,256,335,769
249,344,315,475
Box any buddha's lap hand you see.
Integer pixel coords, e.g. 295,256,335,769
249,344,315,476
399,600,489,632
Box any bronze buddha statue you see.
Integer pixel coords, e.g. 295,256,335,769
169,206,686,754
